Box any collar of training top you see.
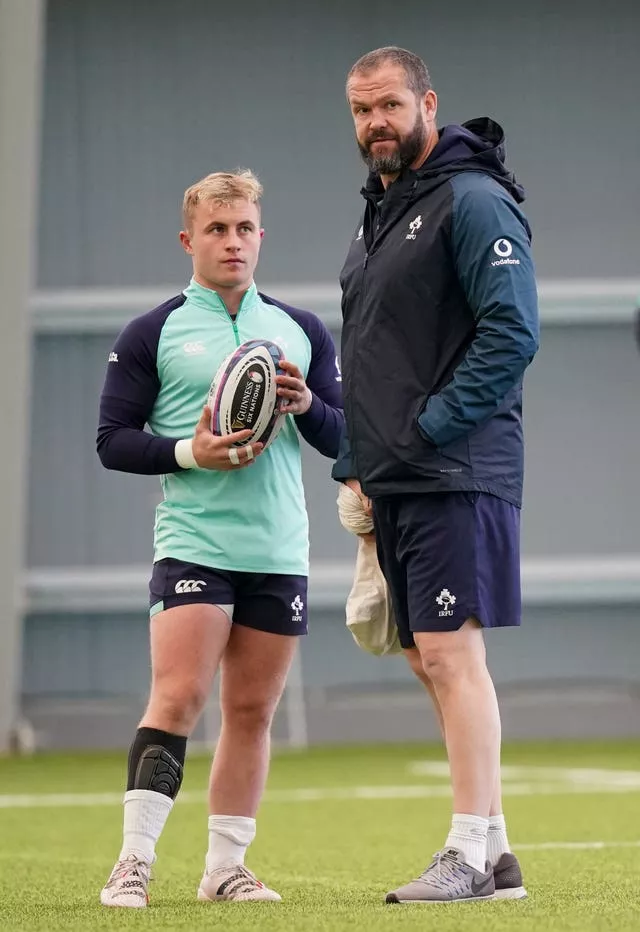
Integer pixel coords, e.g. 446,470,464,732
182,278,260,315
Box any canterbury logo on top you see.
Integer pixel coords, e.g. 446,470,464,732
175,579,207,594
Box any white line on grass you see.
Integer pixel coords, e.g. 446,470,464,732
262,782,640,801
409,762,640,789
0,791,202,808
514,841,640,851
2,779,640,809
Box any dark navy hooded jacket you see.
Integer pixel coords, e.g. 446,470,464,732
332,118,539,507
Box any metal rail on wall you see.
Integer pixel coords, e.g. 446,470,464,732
30,279,640,333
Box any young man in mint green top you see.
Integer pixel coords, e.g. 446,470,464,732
97,170,343,906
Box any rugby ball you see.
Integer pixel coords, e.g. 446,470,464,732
208,339,286,450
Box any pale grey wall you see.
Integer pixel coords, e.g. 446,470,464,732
0,0,44,752
521,323,640,556
23,316,640,750
22,605,640,749
27,321,640,568
39,0,640,288
24,605,640,698
21,0,640,747
27,328,353,567
30,0,640,566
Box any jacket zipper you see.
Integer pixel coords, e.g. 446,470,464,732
230,318,240,346
349,249,370,479
219,291,251,347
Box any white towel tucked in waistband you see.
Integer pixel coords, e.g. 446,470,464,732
336,484,401,656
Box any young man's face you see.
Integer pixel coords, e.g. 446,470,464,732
180,198,263,292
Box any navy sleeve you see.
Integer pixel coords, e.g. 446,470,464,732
260,294,344,458
418,176,539,447
294,319,344,458
331,425,355,481
96,297,186,475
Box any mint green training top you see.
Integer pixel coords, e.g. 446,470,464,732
97,279,344,576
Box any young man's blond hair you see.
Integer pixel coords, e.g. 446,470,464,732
182,170,263,230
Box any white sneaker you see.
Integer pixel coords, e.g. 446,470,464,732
100,854,151,908
197,864,281,902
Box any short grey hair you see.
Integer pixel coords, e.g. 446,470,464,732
347,46,432,98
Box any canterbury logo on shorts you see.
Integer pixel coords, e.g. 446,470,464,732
174,579,207,594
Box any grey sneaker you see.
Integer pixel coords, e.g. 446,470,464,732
386,847,495,904
493,852,527,899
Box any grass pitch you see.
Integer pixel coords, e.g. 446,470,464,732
0,740,639,931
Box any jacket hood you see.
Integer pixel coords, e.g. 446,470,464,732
363,117,525,204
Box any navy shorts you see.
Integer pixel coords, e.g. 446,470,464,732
372,492,521,648
149,558,308,637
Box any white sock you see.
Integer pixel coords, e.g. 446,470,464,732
206,815,256,872
487,813,511,866
445,813,489,873
118,789,174,864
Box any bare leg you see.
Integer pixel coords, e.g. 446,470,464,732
141,604,231,734
404,644,503,816
209,626,298,816
101,604,231,908
413,621,501,817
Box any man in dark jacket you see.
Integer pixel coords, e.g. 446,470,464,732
333,47,539,904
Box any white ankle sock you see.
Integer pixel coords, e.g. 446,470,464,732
206,815,256,872
487,813,511,866
445,813,488,873
118,789,174,864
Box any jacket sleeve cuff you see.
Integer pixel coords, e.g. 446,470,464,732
417,404,439,446
294,392,324,431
